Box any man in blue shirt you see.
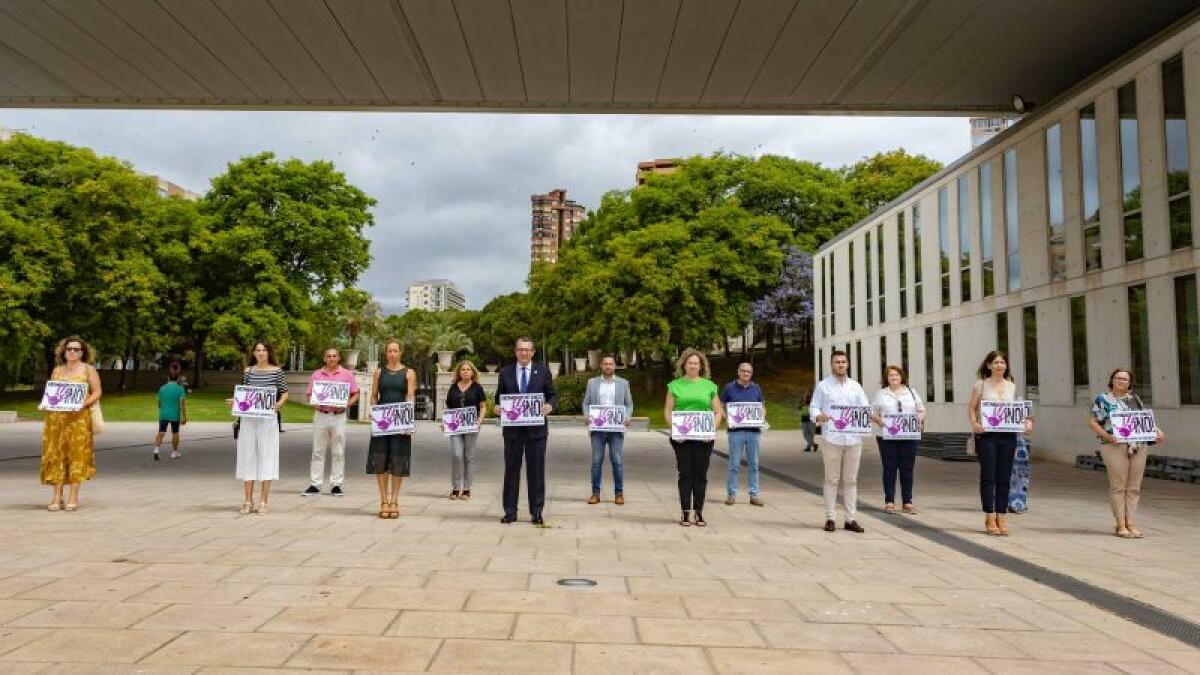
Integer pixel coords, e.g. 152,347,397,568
720,363,765,506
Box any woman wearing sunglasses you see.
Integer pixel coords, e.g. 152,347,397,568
38,336,103,511
871,365,925,515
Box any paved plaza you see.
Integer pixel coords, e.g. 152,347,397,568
0,420,1197,673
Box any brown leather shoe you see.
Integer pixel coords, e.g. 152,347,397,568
823,519,836,532
614,494,624,505
749,497,765,507
587,494,600,505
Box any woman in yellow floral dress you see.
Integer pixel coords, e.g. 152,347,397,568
39,336,102,511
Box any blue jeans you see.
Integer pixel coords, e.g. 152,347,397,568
590,431,625,494
726,430,761,497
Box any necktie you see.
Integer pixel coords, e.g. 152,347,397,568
520,367,528,394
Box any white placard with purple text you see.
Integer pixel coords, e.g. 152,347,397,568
880,412,921,440
1108,409,1157,443
825,404,873,435
40,380,88,412
371,402,415,436
725,401,765,429
231,386,277,419
979,400,1030,432
309,380,351,408
588,405,627,433
498,393,545,427
442,406,481,436
671,410,717,441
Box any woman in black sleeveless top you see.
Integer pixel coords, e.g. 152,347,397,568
367,338,415,518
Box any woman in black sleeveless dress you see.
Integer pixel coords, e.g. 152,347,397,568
367,339,416,518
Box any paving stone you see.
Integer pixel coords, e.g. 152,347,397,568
388,609,514,639
636,617,765,647
429,638,573,673
573,643,713,674
141,631,309,667
257,606,396,636
708,647,854,674
512,613,637,643
10,601,163,629
0,628,178,664
755,621,897,652
840,652,992,674
134,603,281,632
352,587,468,611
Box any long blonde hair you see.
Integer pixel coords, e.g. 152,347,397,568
674,348,711,378
453,359,479,385
54,335,92,365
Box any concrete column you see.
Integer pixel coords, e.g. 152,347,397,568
833,245,849,336
946,182,962,307
1060,111,1085,278
1147,275,1180,407
1017,132,1049,289
1089,285,1131,387
882,213,898,324
1095,88,1124,269
967,169,983,302
919,192,938,314
988,155,1007,296
1137,63,1170,259
1036,298,1072,405
1184,37,1200,248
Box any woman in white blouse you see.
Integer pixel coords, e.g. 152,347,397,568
871,365,926,514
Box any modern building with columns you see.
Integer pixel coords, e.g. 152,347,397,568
814,17,1200,464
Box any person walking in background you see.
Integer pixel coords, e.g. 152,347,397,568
39,336,102,511
871,365,925,515
967,350,1031,536
367,338,416,518
304,347,359,497
581,355,634,505
1008,434,1031,514
722,362,765,506
231,341,287,515
153,362,187,461
496,337,558,526
664,348,723,527
810,350,869,533
1088,368,1165,538
799,388,816,453
444,359,487,500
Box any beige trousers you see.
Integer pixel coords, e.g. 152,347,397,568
821,441,862,520
1098,444,1147,524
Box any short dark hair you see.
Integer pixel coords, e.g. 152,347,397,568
1108,368,1134,390
830,350,848,361
976,350,1011,381
515,336,535,348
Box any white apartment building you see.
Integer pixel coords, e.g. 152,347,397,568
815,17,1200,464
407,279,466,312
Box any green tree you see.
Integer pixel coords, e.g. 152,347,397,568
843,149,942,214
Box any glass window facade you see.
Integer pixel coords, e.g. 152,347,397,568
1118,81,1143,261
1080,104,1102,270
1176,274,1200,405
938,187,951,307
1070,296,1088,388
880,335,888,377
1128,284,1152,404
876,222,886,321
925,326,935,403
997,311,1009,356
898,211,908,317
1004,149,1020,291
1023,306,1038,396
1046,123,1066,280
901,331,910,374
913,204,924,314
849,244,856,331
865,231,873,327
1163,55,1192,250
943,323,954,403
958,175,971,301
979,163,994,296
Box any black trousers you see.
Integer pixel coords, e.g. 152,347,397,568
671,439,713,513
503,431,547,519
976,432,1017,513
878,439,919,504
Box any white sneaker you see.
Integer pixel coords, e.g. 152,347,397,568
170,450,180,459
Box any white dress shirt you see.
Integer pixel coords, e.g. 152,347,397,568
597,377,617,407
810,375,870,446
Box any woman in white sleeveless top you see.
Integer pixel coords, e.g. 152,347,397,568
967,351,1031,535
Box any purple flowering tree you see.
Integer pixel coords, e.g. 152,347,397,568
751,246,814,357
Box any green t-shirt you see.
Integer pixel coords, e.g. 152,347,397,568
158,382,186,421
668,377,718,412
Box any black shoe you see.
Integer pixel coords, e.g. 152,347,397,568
330,486,344,496
532,517,546,527
303,486,320,496
500,515,516,524
823,519,836,532
844,520,865,533
153,451,160,461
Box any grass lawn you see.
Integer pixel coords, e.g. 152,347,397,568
0,390,316,423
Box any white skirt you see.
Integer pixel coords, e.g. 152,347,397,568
236,416,280,481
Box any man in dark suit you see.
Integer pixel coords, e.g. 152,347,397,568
495,337,558,526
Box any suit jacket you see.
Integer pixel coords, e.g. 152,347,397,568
495,361,559,440
581,375,634,418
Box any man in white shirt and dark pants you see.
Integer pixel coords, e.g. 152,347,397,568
810,350,869,533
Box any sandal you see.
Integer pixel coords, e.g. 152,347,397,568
679,512,692,527
64,502,78,512
378,501,389,519
239,502,252,515
1115,525,1134,538
884,503,896,514
1127,525,1144,538
903,503,918,515
257,502,268,515
47,501,62,512
460,490,471,500
389,501,400,519
693,512,707,527
450,490,460,500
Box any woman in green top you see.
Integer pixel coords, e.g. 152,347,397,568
664,348,724,527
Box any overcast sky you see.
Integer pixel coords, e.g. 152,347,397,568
0,110,969,311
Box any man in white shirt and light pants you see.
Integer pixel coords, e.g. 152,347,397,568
810,350,869,533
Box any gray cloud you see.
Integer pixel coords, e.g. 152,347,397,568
0,110,968,309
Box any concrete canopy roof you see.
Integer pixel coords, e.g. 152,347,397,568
0,0,1196,114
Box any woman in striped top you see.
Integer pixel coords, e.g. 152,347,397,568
231,341,289,514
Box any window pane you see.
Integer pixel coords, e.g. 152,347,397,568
865,231,873,327
979,163,994,296
925,326,935,403
880,335,888,376
913,204,924,314
1119,81,1143,261
1164,55,1191,250
1046,124,1066,281
901,331,910,374
1004,149,1020,291
898,211,907,317
997,311,1009,356
943,323,954,403
1080,104,1102,271
1176,275,1200,404
1023,306,1038,395
877,223,886,321
938,187,950,307
1128,284,1152,405
849,244,855,331
958,175,972,301
1070,296,1088,388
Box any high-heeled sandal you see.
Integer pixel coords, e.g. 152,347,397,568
256,502,268,515
995,514,1009,536
47,501,62,512
884,503,897,514
388,501,400,519
64,502,78,512
903,503,918,515
239,502,252,515
679,512,691,527
693,511,707,527
1126,524,1144,538
460,490,471,500
1115,525,1134,538
378,501,389,519
985,513,1000,535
